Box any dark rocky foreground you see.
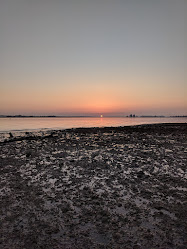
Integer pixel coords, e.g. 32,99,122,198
0,123,187,249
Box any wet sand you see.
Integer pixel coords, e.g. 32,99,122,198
0,123,187,249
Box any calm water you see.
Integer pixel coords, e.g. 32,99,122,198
0,117,186,133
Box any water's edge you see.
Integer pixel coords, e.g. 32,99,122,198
1,122,186,144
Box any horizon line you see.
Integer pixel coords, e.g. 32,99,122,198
0,115,187,118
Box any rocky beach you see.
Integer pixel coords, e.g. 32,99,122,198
0,123,187,249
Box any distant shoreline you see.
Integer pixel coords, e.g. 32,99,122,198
0,115,187,118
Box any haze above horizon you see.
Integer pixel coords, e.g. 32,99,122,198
0,0,186,116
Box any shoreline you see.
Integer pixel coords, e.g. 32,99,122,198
0,123,187,248
1,122,187,144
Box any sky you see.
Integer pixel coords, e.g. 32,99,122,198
0,0,186,116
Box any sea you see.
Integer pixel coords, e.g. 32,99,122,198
0,117,186,133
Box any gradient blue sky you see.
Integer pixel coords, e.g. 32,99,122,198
0,0,186,116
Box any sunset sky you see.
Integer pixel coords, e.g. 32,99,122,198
0,0,186,116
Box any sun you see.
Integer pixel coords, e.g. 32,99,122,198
100,115,103,118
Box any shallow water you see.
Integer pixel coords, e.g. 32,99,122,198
0,117,186,132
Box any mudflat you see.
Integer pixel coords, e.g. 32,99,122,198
0,123,187,249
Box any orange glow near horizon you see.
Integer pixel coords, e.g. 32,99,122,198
0,1,186,116
0,74,186,116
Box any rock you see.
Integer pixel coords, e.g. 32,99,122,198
9,132,13,138
26,151,32,157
